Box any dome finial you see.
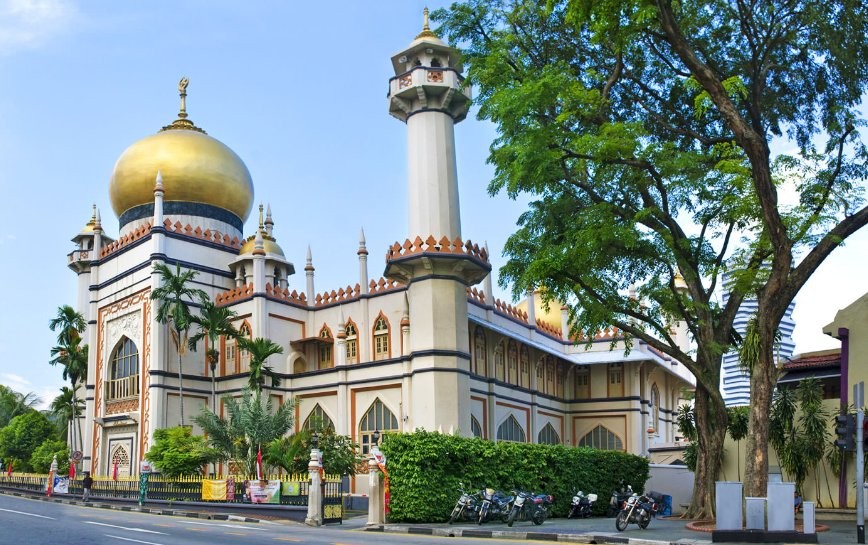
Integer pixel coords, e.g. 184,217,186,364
258,203,264,230
178,77,189,119
415,7,439,40
423,7,430,31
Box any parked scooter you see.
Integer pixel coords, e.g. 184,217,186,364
568,490,598,518
607,481,634,516
614,491,663,531
448,483,480,524
477,487,514,524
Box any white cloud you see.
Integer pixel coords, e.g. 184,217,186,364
0,0,78,51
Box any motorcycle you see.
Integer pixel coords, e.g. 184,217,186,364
506,490,553,526
448,483,480,524
568,490,597,518
614,491,663,531
477,487,514,524
607,482,634,516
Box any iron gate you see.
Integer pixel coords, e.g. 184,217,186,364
322,479,343,524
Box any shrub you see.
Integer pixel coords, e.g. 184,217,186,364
30,440,70,473
380,430,648,522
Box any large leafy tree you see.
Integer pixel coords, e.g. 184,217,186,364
48,305,87,455
151,262,208,426
193,389,294,475
0,411,56,471
239,337,284,393
436,0,868,513
188,301,241,410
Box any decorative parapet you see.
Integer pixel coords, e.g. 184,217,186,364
569,326,621,342
466,286,486,304
536,319,563,339
386,235,489,265
100,221,153,258
314,284,362,307
162,218,241,249
266,283,307,305
215,283,253,306
369,277,404,295
67,250,91,264
493,297,528,323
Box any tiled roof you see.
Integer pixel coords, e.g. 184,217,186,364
782,349,840,371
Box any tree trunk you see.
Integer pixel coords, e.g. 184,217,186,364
687,383,728,519
177,331,185,427
743,319,778,498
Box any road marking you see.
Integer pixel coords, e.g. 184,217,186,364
105,535,165,545
84,521,167,534
0,507,55,519
225,532,248,536
177,520,266,531
185,527,207,532
273,538,302,542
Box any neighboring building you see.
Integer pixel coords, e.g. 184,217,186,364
720,274,796,406
66,14,695,489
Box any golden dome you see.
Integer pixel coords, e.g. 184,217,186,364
516,289,565,327
109,80,254,227
239,232,285,257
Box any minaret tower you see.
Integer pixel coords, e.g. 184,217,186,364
385,10,489,435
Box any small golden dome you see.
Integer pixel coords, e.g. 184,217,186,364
109,80,254,226
239,232,285,257
516,289,564,327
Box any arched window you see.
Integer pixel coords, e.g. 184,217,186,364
302,404,335,432
473,328,487,376
238,323,252,373
108,337,139,400
650,383,660,433
345,321,358,364
431,57,442,67
111,444,130,477
556,362,564,398
578,425,623,451
608,363,624,397
359,398,398,455
497,415,526,443
538,423,561,445
494,342,505,381
507,342,518,384
575,366,590,399
373,314,390,361
471,415,483,438
318,325,333,369
545,357,556,395
536,359,545,391
519,346,530,388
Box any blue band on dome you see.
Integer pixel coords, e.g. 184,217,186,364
119,202,244,231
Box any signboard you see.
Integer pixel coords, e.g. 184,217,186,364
52,476,69,494
71,451,83,463
139,460,152,474
370,446,386,467
281,481,300,496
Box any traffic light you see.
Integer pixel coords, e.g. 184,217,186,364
835,413,856,451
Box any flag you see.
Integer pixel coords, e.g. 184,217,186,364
6,462,11,476
256,445,263,481
112,461,118,481
69,463,76,480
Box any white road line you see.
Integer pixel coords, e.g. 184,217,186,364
0,507,55,519
105,535,165,545
83,521,167,534
176,519,267,531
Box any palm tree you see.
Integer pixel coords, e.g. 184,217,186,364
151,262,208,426
194,388,294,475
49,335,88,454
239,337,284,393
50,387,84,443
188,301,241,411
49,305,86,347
727,406,749,481
0,385,40,428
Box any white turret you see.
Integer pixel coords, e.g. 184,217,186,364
388,7,471,241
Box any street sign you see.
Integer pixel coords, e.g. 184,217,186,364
71,451,83,462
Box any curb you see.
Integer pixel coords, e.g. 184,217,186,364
363,524,709,545
1,490,261,523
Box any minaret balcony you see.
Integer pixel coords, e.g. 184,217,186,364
384,236,490,285
67,249,92,272
388,67,472,122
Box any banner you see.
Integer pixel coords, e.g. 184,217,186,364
202,479,228,501
246,480,280,504
52,476,69,494
281,481,300,496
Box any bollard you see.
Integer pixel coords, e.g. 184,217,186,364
305,448,323,526
802,501,815,534
745,497,766,530
367,458,382,526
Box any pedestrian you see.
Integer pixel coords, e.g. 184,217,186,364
82,472,93,502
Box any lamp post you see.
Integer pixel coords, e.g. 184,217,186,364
372,430,380,447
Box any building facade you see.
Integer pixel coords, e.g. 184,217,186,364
66,15,695,488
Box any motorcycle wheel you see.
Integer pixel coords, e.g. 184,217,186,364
506,506,519,527
615,511,629,531
638,513,650,529
568,506,576,519
448,505,463,525
477,504,488,525
532,508,546,526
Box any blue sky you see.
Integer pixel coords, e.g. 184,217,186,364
0,1,865,408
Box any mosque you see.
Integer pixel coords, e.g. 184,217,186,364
66,13,695,487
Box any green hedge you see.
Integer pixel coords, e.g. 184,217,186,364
380,431,649,522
